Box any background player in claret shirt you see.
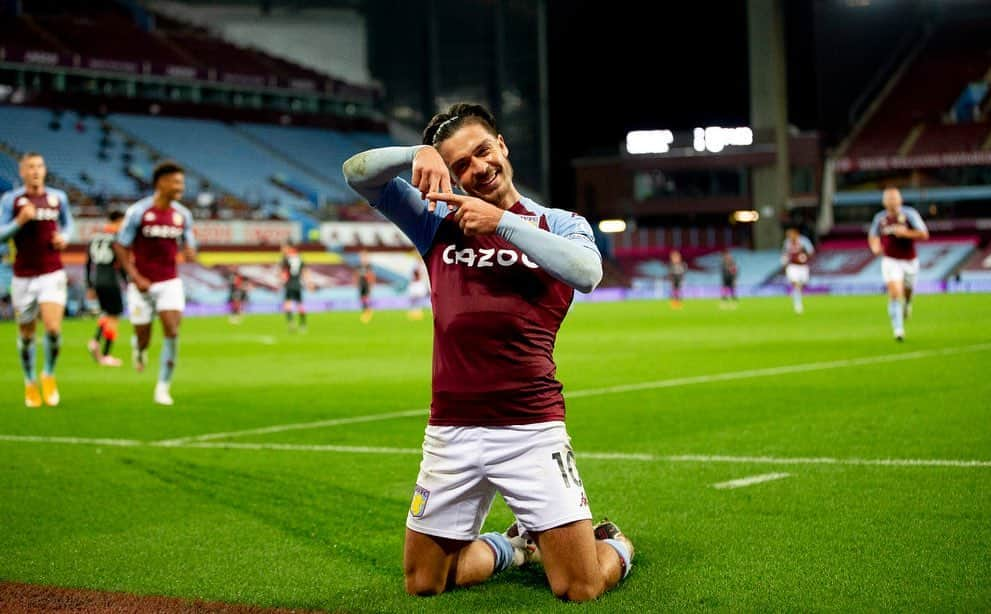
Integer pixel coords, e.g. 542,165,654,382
868,186,929,341
0,152,74,407
355,249,375,323
781,227,815,314
114,161,197,405
343,102,633,602
86,210,126,366
280,242,309,332
668,249,685,309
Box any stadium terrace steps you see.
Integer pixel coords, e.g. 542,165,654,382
0,106,154,199
958,243,991,281
108,114,351,214
230,123,355,202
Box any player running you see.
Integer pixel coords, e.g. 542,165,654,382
86,210,126,366
0,152,74,407
868,186,929,341
781,227,815,314
114,161,197,405
343,102,633,602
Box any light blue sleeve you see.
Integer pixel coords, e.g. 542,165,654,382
57,191,74,240
182,207,196,249
497,206,603,293
905,208,928,233
116,205,142,247
801,236,815,255
868,212,883,238
0,192,18,242
377,178,448,255
545,207,601,259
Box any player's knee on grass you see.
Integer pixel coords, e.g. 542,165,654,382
404,567,447,596
549,577,605,602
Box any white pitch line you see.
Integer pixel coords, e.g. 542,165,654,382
712,472,792,490
2,434,990,468
0,434,142,447
152,408,427,446
155,342,991,445
563,342,991,399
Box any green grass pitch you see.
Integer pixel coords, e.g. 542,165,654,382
1,293,989,612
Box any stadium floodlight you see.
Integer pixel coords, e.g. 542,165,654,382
732,210,760,223
626,130,674,154
598,219,627,233
694,126,754,153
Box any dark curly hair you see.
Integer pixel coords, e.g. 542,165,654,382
422,103,498,146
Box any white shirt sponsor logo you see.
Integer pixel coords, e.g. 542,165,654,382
34,207,60,221
142,224,184,239
442,245,539,269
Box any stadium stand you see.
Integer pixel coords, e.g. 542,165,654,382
0,105,153,200
842,17,991,162
777,239,977,292
109,113,344,217
957,242,991,281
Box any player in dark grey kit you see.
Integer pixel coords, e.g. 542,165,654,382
86,210,126,366
281,242,308,332
343,102,633,602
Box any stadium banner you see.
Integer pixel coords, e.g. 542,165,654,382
72,219,300,246
84,57,141,73
836,151,991,172
2,47,65,66
319,222,413,248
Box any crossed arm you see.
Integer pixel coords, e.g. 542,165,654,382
343,146,602,293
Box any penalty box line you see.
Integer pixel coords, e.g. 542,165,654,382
152,341,991,445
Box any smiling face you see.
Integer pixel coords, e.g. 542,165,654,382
435,122,518,209
155,171,185,203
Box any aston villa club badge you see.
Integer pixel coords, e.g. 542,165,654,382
409,484,430,518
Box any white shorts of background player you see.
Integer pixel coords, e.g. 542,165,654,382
127,278,185,326
881,256,919,287
12,270,67,325
785,264,810,286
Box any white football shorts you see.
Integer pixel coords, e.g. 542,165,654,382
406,421,593,541
12,270,67,324
785,264,810,285
127,278,185,325
881,256,919,287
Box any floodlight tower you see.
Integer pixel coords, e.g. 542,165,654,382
747,0,789,249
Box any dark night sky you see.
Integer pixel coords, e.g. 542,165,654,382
545,0,820,205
